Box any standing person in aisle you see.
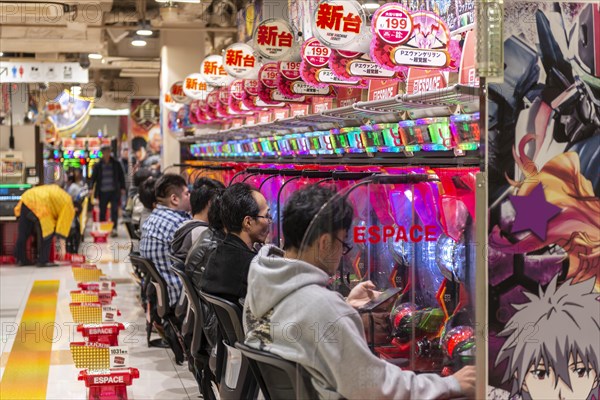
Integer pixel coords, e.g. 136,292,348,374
199,182,271,303
140,173,191,307
90,145,126,237
13,184,75,267
243,185,476,399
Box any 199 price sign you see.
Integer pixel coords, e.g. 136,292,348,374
302,38,331,67
373,4,413,45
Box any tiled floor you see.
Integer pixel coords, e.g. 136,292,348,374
0,224,201,400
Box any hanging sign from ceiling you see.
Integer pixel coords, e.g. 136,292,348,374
312,0,371,53
253,19,297,61
170,81,191,104
223,43,260,78
200,55,233,87
183,73,214,100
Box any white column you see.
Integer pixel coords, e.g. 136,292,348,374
160,30,206,168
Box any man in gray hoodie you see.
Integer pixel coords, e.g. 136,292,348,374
243,185,476,399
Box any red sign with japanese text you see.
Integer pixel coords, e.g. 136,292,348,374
169,81,191,104
254,19,296,61
201,55,232,87
164,92,183,111
280,61,302,80
223,43,260,78
313,0,367,51
183,73,213,100
372,3,413,45
259,63,279,88
230,80,245,100
302,38,331,68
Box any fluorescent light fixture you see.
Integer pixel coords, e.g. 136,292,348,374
363,2,381,9
136,28,153,36
89,53,103,60
131,38,147,47
90,108,130,116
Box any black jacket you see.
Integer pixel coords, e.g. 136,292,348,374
185,227,226,292
91,158,126,198
199,233,257,304
170,220,209,264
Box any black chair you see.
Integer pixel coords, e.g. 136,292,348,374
124,221,140,240
235,342,317,400
129,254,186,365
171,266,223,399
200,291,257,400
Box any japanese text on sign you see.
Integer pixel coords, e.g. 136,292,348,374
393,49,449,68
226,50,256,68
256,25,293,48
316,3,361,33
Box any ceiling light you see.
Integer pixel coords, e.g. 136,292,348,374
136,29,153,36
131,38,147,47
89,53,103,60
136,19,154,36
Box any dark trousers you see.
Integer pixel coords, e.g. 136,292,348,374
15,204,53,264
99,190,120,227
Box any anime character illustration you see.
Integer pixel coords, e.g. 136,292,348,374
494,276,599,400
487,0,600,396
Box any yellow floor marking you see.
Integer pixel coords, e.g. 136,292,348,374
0,280,60,400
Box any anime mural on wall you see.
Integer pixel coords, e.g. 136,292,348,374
487,1,599,399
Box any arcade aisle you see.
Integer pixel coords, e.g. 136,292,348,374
0,225,200,400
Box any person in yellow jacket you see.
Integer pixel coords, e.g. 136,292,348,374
13,184,75,266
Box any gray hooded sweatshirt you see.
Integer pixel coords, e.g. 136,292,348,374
243,245,464,400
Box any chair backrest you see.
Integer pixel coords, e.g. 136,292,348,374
125,221,141,240
170,265,205,355
235,342,316,400
199,291,244,345
129,254,169,318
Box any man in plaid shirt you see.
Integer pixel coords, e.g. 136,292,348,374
140,174,191,307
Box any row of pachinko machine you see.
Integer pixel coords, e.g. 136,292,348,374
189,113,479,159
175,161,479,376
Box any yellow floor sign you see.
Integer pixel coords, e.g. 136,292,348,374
0,280,60,400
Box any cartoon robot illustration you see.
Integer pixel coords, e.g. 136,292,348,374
488,1,600,396
494,275,599,400
488,1,600,292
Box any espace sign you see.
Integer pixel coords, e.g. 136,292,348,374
353,225,439,244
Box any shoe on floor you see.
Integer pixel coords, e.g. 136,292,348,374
111,230,118,238
17,259,34,266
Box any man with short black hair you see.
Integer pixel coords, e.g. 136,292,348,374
199,182,271,303
243,184,476,399
140,173,191,307
170,178,225,263
90,145,126,237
